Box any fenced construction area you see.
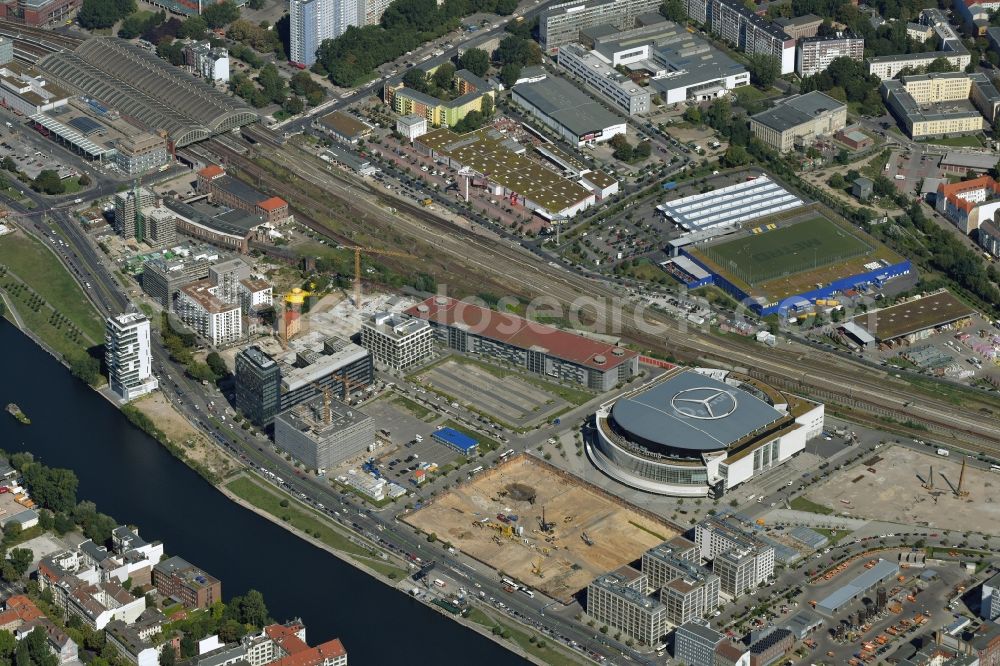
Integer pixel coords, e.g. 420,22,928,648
689,208,903,303
403,455,679,603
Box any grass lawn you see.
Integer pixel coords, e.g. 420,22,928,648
926,546,990,558
617,257,666,283
392,395,436,421
226,475,372,558
353,554,408,580
464,606,586,666
812,528,850,546
733,86,769,104
0,231,103,344
789,496,834,515
918,135,983,147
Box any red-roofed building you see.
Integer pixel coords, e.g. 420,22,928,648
936,175,1000,234
196,165,291,224
404,295,639,391
243,622,347,666
271,639,347,666
0,595,45,630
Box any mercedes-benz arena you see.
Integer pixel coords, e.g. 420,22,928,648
590,367,824,497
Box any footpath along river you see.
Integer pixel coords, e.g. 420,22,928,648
0,322,525,665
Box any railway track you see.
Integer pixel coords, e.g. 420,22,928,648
0,20,82,50
197,134,1000,453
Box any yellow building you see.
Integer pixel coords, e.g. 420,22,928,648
881,72,997,139
383,68,496,128
749,91,847,152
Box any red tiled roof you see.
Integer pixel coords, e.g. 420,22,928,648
937,175,1000,213
265,623,309,655
257,196,288,212
198,164,225,179
404,296,638,371
0,595,45,626
271,639,346,666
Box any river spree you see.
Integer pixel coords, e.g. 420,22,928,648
0,323,525,665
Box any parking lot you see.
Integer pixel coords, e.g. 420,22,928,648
0,125,79,181
869,317,1000,386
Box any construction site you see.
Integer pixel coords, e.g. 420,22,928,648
803,445,1000,535
402,454,679,604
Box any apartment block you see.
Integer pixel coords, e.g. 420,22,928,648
105,312,158,402
113,187,156,241
114,132,168,177
709,0,795,74
361,312,433,370
152,556,221,609
867,50,972,80
175,280,242,346
796,34,864,77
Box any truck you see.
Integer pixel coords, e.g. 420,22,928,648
433,578,446,588
937,448,950,457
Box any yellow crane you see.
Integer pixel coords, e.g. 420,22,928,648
337,245,415,308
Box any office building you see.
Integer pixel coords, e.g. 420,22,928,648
641,538,698,591
713,547,760,597
141,253,215,307
151,556,221,609
235,346,282,427
236,338,373,427
361,312,433,371
661,573,721,625
774,14,822,39
137,206,178,250
674,620,723,666
749,91,846,152
113,187,156,241
796,34,864,78
539,0,664,51
406,295,639,390
557,45,652,116
273,394,374,471
0,62,69,115
709,0,795,74
748,628,794,666
881,72,992,139
175,280,242,346
696,516,775,594
114,132,169,177
290,0,360,67
587,569,667,646
105,313,158,402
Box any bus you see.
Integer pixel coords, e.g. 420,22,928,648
501,577,520,591
470,466,484,476
991,465,1000,473
520,588,534,598
499,448,515,460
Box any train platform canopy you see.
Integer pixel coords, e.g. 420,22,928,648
37,38,256,147
432,428,478,455
29,112,114,160
657,175,803,232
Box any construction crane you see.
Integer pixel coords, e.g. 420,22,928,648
531,560,544,578
337,245,415,308
309,382,333,424
957,457,970,497
539,506,555,533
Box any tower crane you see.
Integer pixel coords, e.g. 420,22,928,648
337,245,415,308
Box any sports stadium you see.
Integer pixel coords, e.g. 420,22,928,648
589,367,824,497
677,206,911,315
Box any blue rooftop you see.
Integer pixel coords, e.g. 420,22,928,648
433,428,479,454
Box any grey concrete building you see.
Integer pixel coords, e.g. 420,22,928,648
749,91,847,152
273,395,375,471
539,0,663,51
361,312,433,371
140,255,212,307
587,568,667,646
674,619,723,666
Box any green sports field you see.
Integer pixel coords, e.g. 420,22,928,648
699,215,873,286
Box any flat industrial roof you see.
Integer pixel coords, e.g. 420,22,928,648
751,91,845,133
941,151,998,170
512,76,625,136
432,427,478,453
416,127,592,215
318,111,371,139
816,560,899,614
657,175,803,232
404,295,637,372
610,369,784,452
852,290,976,341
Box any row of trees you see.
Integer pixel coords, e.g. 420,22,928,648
799,56,884,116
315,0,519,86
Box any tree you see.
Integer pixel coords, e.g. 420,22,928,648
633,141,651,160
459,48,490,77
178,15,208,39
723,144,751,166
660,0,687,23
238,589,269,628
31,170,65,195
78,0,136,30
1,156,15,172
78,173,91,187
22,464,78,514
499,63,521,87
0,631,15,661
402,67,429,93
257,63,287,104
828,172,847,188
748,54,780,87
495,0,517,14
66,352,101,386
205,352,228,378
283,95,304,115
186,362,216,383
613,140,634,162
683,106,702,124
202,0,240,29
6,549,32,579
925,56,955,73
480,94,494,119
432,62,455,91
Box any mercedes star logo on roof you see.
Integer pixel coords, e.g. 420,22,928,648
670,387,738,420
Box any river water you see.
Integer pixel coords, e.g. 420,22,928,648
0,323,524,664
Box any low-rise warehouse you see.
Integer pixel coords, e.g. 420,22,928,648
512,75,627,147
850,290,976,345
815,559,899,616
432,427,479,456
415,126,597,218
